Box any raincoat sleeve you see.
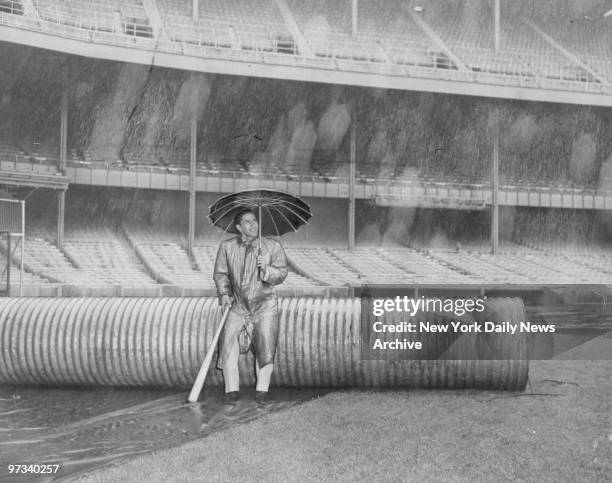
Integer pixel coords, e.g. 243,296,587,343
213,242,232,297
262,241,288,286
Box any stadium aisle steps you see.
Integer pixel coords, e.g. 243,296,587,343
63,228,158,287
125,228,209,287
427,250,530,283
375,246,478,283
329,247,421,284
17,237,109,285
285,246,362,286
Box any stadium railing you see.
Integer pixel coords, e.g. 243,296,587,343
2,146,606,200
59,156,612,210
0,0,23,16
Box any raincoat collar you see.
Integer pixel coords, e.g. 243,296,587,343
237,234,258,248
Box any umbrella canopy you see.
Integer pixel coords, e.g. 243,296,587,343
208,189,312,237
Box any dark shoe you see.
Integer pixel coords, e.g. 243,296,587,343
223,391,240,404
255,391,270,404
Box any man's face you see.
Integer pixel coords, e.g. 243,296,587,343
237,212,258,239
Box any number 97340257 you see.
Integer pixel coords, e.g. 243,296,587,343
6,463,63,475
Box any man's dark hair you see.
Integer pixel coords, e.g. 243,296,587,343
234,208,256,227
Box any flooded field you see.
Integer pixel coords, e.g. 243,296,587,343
0,304,610,481
0,386,330,481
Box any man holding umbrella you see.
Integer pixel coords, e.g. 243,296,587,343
214,208,288,403
190,189,310,405
185,191,310,405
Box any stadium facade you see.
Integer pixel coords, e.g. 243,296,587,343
0,0,610,295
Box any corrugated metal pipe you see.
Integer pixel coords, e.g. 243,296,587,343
0,297,528,390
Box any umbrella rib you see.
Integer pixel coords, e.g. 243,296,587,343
274,203,311,226
253,193,307,212
270,204,300,232
210,199,255,224
266,197,310,213
223,217,235,233
264,205,281,236
211,201,252,233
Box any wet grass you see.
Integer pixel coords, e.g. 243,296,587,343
76,360,612,482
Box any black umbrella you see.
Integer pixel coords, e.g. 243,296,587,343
208,188,312,237
208,189,312,277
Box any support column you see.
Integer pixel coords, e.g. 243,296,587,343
491,109,499,254
19,200,24,297
57,190,65,249
57,87,68,250
348,105,356,252
59,90,68,172
188,112,197,254
192,0,198,22
494,0,500,50
351,0,358,37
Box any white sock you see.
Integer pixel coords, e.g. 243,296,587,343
255,362,273,392
223,340,240,393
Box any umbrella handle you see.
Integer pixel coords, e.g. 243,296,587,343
258,201,262,281
257,246,262,282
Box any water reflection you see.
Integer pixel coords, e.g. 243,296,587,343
526,305,612,359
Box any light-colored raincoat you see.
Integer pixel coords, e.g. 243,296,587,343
214,235,288,369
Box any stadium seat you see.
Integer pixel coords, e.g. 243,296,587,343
158,0,295,53
63,229,157,286
34,0,152,37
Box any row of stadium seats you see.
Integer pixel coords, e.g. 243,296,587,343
1,230,611,288
566,254,612,276
3,0,610,86
56,148,608,192
429,250,612,284
17,0,612,68
62,236,157,286
518,237,612,256
158,0,294,53
19,237,113,285
1,137,608,198
287,246,476,285
200,0,284,25
0,228,156,288
376,247,478,284
279,0,609,84
285,247,363,286
288,245,612,285
33,0,152,37
125,228,321,289
0,255,50,285
285,0,442,66
125,228,209,286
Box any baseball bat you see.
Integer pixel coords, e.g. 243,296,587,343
187,305,231,403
